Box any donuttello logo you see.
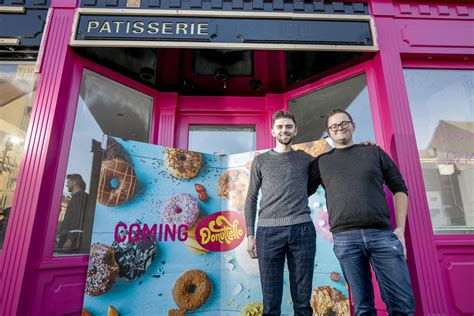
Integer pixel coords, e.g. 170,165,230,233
196,211,246,252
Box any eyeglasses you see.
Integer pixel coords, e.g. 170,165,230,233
327,120,353,132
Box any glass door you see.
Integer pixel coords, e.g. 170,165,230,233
285,62,383,314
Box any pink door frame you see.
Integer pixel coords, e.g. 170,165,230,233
283,59,394,314
370,1,474,315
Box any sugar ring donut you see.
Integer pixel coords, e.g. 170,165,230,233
85,243,119,296
172,269,212,311
218,169,249,213
160,193,199,227
98,158,137,206
164,148,202,179
311,286,350,316
292,139,330,158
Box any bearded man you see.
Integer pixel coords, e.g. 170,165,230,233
245,110,316,316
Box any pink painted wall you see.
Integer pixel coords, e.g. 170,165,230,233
370,1,474,315
0,1,473,315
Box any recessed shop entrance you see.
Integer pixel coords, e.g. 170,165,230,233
53,44,383,314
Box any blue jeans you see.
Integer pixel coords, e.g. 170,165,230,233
256,222,316,316
333,229,415,316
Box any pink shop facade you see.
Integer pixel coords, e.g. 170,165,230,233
0,0,473,315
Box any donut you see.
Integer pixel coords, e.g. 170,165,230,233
311,286,350,316
85,243,119,296
105,137,131,163
315,207,333,243
172,269,212,311
168,309,185,316
164,148,202,179
98,158,137,206
241,302,263,316
112,227,157,280
160,193,199,227
292,139,330,158
245,152,262,171
184,217,209,255
218,169,249,213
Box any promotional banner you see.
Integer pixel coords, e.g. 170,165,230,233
82,137,349,315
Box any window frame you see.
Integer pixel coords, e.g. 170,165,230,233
402,60,474,236
43,56,159,259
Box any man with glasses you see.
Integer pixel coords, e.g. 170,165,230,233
309,109,415,316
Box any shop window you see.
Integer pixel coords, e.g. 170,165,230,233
288,74,375,145
54,69,153,255
188,125,256,155
404,69,473,234
0,63,36,250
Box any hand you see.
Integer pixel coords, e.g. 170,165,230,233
360,140,376,146
393,227,407,259
247,235,257,259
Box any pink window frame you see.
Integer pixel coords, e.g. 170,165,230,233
41,55,160,261
175,94,275,150
401,59,474,240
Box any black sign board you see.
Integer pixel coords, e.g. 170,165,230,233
72,10,377,51
0,8,48,46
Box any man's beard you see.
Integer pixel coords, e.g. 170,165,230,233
276,134,294,145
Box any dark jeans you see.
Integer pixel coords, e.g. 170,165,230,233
256,222,316,316
333,229,416,316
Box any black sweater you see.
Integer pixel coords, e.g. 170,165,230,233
308,144,408,234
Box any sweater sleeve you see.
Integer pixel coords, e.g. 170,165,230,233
245,156,262,236
308,157,322,196
379,148,408,195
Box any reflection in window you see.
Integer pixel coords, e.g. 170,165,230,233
54,69,153,255
188,125,256,155
0,63,36,250
288,74,375,146
405,69,473,234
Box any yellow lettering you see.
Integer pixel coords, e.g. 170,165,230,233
199,216,243,246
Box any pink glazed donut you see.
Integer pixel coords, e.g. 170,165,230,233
315,207,333,243
160,193,199,227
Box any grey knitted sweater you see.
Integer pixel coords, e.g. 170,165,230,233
244,149,314,236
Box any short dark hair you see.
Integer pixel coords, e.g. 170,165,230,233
326,109,354,128
67,174,86,191
272,110,296,126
